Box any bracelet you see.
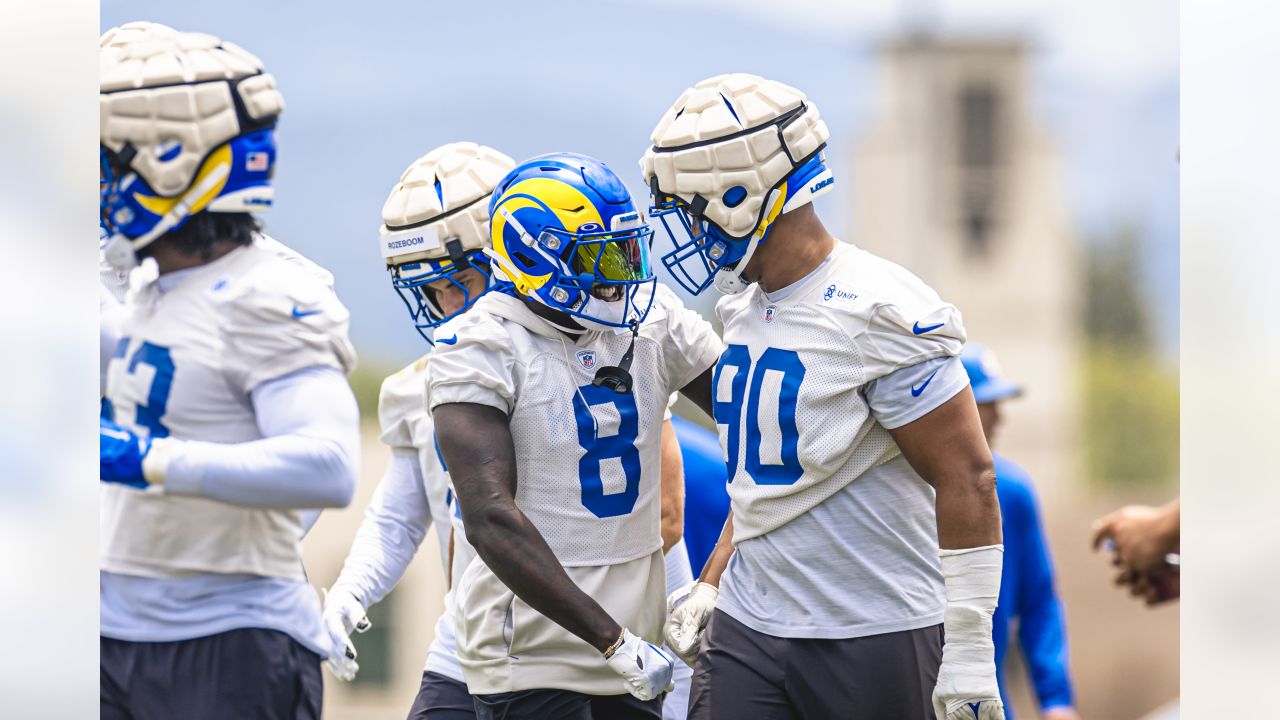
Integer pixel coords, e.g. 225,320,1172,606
602,627,626,659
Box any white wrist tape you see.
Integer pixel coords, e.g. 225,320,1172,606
141,437,184,486
938,544,1003,666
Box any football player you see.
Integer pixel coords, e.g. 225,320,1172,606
320,141,511,719
321,145,697,720
427,153,723,720
98,22,359,719
643,74,1006,720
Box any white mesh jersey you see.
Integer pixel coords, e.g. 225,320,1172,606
102,241,356,580
377,356,454,570
427,286,722,694
428,285,722,566
713,240,966,541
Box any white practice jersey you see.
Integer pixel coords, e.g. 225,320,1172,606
428,285,722,567
427,285,722,694
378,355,468,681
713,240,966,542
714,240,970,639
102,241,356,579
378,356,456,568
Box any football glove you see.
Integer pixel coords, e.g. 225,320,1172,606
322,588,371,682
933,545,1006,720
664,581,718,666
100,418,150,489
604,628,675,702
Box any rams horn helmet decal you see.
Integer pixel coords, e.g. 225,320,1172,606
487,153,655,330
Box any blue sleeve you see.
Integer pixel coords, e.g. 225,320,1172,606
1006,471,1076,711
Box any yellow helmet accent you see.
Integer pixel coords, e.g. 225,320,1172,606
134,144,232,217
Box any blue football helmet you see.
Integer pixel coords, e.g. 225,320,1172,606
99,22,284,270
487,153,655,329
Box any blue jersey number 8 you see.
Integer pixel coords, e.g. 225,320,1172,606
713,345,806,485
572,383,642,518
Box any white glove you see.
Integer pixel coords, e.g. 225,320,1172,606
321,588,371,682
932,545,1006,720
663,581,718,666
604,628,675,701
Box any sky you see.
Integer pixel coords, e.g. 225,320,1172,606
100,0,1180,366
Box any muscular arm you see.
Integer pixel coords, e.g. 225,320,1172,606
434,401,622,653
679,366,715,421
697,513,735,586
888,386,1001,549
660,418,685,553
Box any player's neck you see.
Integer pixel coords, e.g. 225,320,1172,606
147,239,242,275
747,207,836,293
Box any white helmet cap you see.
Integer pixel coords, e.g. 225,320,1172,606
378,142,515,265
99,22,283,200
641,73,829,241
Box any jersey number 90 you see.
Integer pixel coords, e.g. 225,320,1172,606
714,345,806,486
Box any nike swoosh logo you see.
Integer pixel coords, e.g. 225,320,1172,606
912,321,944,335
436,335,459,345
911,369,939,397
291,305,322,319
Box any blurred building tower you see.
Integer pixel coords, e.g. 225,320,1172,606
850,33,1081,498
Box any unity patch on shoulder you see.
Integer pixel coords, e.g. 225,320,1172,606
819,283,859,311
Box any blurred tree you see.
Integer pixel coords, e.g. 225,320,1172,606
1081,225,1179,488
1083,224,1152,351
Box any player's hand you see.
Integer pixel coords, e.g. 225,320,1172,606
932,686,1004,720
604,628,675,701
932,633,1005,720
100,418,151,489
322,588,371,682
664,581,718,666
1042,707,1081,720
1091,503,1178,574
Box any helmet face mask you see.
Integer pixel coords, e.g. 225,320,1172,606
488,153,657,330
390,252,493,342
649,194,755,296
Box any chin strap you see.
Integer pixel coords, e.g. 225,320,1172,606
592,320,639,393
712,186,781,294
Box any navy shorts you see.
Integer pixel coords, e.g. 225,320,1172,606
407,671,477,720
100,628,323,720
688,610,942,720
473,687,662,720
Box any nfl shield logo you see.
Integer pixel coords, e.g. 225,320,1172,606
576,350,596,369
246,151,269,172
763,305,777,323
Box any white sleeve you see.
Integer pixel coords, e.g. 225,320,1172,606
330,448,433,606
162,366,360,508
426,314,517,413
657,285,724,394
864,355,969,429
859,298,966,382
222,264,357,394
